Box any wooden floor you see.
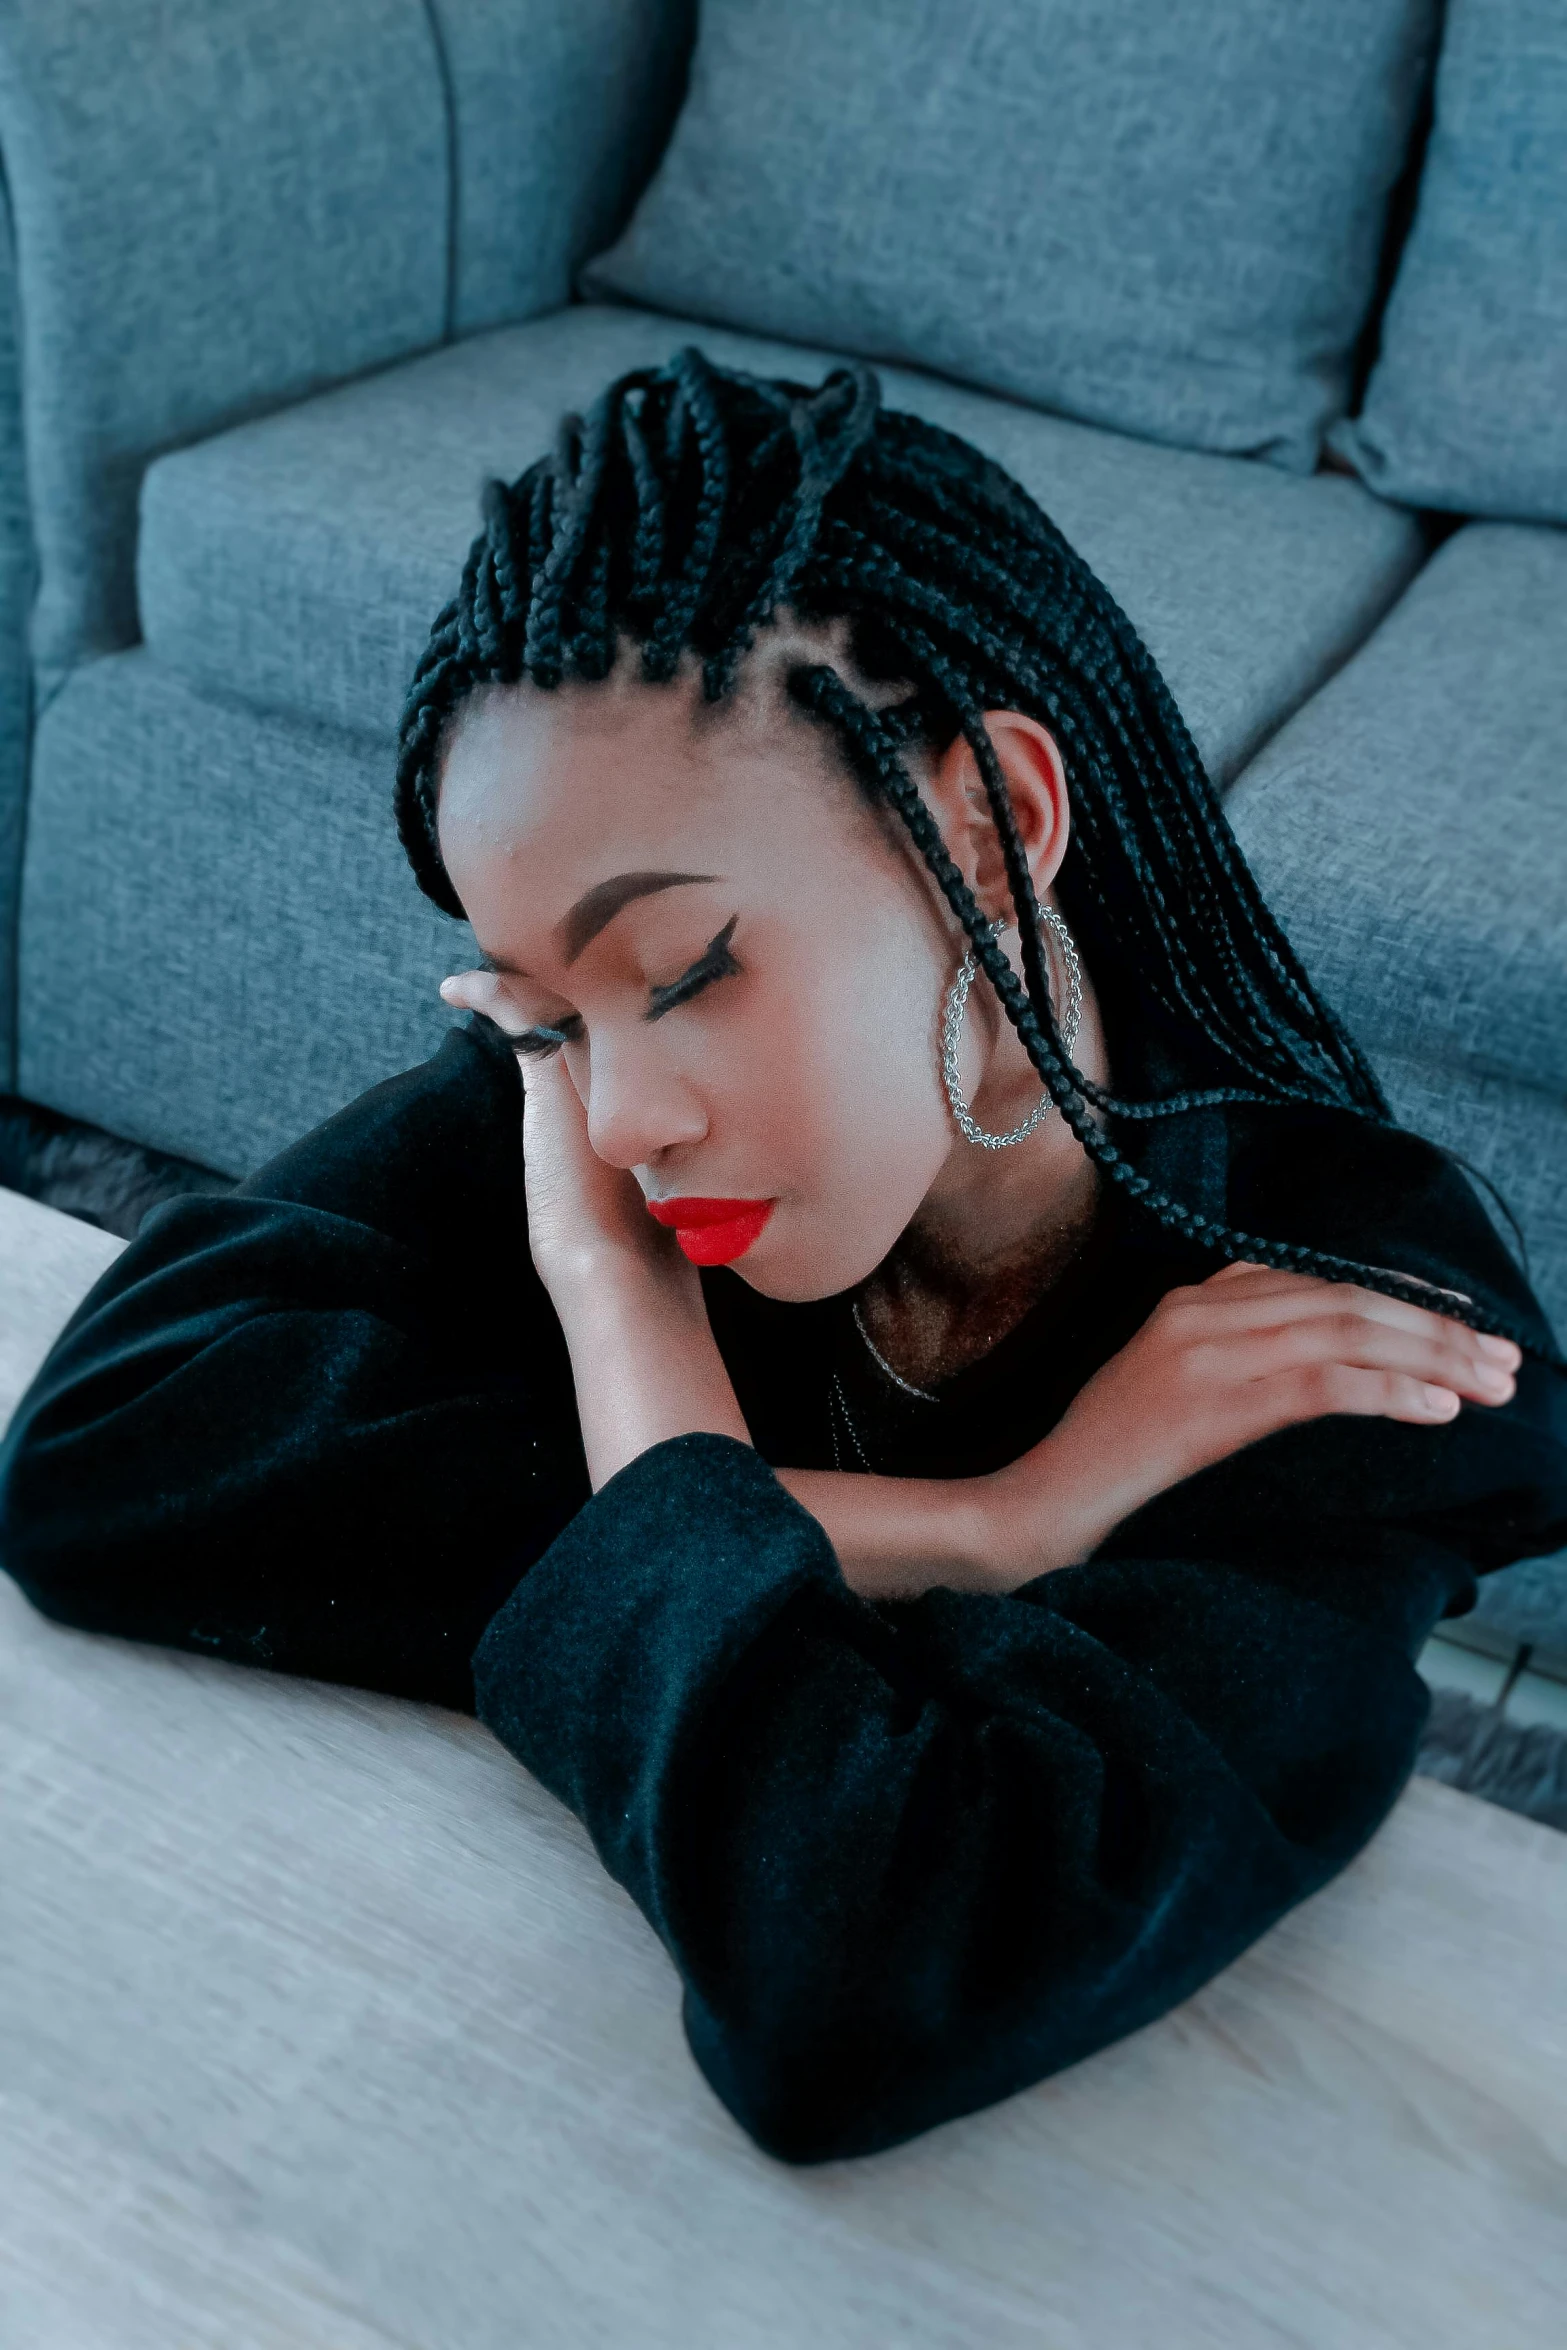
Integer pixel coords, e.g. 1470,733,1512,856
3,1184,1566,2346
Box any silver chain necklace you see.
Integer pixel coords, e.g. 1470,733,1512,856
828,1372,874,1473
830,1300,942,1471
851,1300,938,1400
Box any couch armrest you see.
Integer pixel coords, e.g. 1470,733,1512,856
0,165,31,1083
0,0,694,696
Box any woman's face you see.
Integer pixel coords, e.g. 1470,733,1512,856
436,636,1070,1303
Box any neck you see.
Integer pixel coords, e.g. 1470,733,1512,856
857,924,1114,1388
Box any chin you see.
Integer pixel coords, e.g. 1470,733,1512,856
727,1219,893,1306
731,1261,842,1304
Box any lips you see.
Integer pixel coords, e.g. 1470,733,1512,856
645,1194,777,1266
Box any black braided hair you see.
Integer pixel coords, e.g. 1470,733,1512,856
396,347,1548,1360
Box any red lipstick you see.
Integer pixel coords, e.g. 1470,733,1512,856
645,1195,777,1266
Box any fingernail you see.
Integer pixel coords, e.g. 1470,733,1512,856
1475,1334,1519,1362
1422,1386,1460,1414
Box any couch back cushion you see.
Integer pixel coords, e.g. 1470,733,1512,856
583,0,1440,475
1329,0,1567,523
430,0,697,339
0,0,697,696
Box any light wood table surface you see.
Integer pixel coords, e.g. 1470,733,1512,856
3,1185,1565,2348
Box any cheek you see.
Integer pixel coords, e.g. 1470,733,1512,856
734,928,955,1297
842,980,952,1176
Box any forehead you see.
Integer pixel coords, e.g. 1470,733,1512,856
435,653,873,893
440,668,727,842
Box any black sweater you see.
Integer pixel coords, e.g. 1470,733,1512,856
2,1012,1564,2164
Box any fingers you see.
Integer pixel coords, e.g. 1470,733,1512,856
1160,1260,1522,1449
439,969,510,1021
439,972,555,1083
1182,1308,1516,1412
1187,1259,1519,1372
1207,1358,1463,1450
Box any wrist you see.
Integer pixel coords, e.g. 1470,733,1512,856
773,1468,1016,1601
535,1234,693,1312
981,1442,1104,1589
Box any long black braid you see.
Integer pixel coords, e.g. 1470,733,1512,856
396,347,1549,1361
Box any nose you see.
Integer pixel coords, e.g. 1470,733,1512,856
583,1033,708,1169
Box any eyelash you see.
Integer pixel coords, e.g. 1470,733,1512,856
509,916,742,1056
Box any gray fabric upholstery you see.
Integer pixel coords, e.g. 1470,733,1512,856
582,0,1440,474
431,0,697,339
1330,0,1567,524
1225,523,1567,1345
1469,1551,1567,1665
0,0,692,699
1227,521,1567,1650
18,654,472,1177
1368,1041,1567,1652
0,0,447,694
1338,1045,1567,1355
0,167,30,1091
138,303,1426,789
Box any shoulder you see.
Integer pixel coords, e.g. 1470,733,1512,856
234,1014,523,1243
1218,1098,1563,1369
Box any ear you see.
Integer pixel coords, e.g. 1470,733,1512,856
924,712,1071,923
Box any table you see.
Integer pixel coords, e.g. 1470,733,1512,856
3,1187,1565,2347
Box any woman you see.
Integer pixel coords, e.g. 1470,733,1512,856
3,352,1563,2165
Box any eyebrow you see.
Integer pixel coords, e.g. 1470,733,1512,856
480,870,720,976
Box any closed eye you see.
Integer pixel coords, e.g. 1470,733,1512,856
501,915,741,1055
645,915,742,1022
508,1013,585,1057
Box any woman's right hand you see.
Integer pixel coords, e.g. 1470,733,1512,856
982,1259,1522,1588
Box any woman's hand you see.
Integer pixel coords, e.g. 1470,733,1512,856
441,970,679,1295
439,973,751,1488
982,1258,1523,1590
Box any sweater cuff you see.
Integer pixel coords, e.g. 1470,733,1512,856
471,1434,849,1907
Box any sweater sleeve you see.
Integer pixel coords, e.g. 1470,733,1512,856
473,1351,1567,2164
0,1021,589,1709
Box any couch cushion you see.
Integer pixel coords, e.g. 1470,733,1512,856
1469,1548,1567,1665
1330,0,1567,524
580,0,1440,474
139,303,1425,792
19,655,473,1178
1225,523,1567,1343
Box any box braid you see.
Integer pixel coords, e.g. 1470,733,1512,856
396,347,1548,1360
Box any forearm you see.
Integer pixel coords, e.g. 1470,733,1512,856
549,1259,1033,1599
552,1257,753,1492
772,1467,1009,1600
546,1246,1119,1598
782,1421,1134,1606
0,1186,578,1706
810,1422,1152,1604
474,1434,1449,2165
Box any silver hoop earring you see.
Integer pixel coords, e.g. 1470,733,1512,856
940,907,1083,1149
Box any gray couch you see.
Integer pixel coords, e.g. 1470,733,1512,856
0,0,1562,1651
